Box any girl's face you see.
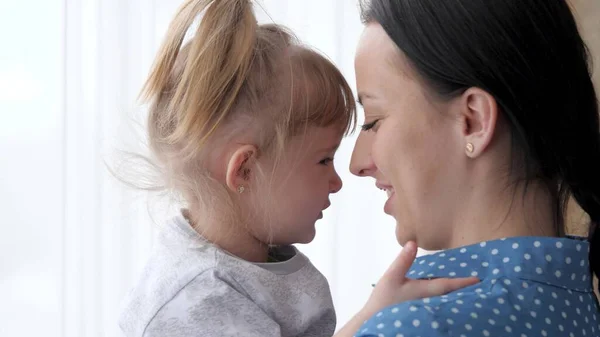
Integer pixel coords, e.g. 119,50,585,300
250,125,344,245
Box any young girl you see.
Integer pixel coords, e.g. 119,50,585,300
118,1,476,336
117,0,355,335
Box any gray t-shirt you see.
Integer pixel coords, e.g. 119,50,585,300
119,214,336,337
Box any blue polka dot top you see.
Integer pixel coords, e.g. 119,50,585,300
356,236,600,337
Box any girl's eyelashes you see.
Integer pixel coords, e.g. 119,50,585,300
319,157,334,166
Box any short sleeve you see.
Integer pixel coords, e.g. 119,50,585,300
144,270,281,337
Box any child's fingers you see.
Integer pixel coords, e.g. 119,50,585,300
380,241,418,284
414,277,480,298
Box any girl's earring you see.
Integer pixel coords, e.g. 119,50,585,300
237,185,246,194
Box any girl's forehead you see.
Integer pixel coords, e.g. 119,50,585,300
292,125,344,151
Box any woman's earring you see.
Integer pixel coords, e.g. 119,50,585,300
237,185,246,194
466,143,475,153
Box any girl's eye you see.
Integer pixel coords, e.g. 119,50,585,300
361,119,380,132
319,157,334,166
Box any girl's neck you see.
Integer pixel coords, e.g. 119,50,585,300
183,208,270,263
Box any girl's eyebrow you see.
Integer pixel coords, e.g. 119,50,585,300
317,143,341,154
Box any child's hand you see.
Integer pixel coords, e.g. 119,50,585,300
333,241,479,337
362,241,479,317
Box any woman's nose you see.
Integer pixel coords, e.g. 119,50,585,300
350,134,376,177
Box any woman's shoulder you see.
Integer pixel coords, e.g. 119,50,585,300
355,282,505,337
357,277,600,337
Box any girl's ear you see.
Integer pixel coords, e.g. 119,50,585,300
225,144,258,193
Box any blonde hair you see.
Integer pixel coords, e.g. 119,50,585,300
140,0,356,224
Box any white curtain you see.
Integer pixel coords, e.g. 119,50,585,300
0,1,400,336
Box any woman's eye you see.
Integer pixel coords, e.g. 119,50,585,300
361,119,380,132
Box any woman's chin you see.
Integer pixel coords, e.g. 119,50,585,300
394,226,409,245
394,219,422,248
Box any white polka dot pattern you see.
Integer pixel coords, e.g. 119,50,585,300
355,237,599,337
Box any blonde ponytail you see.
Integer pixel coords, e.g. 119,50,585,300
142,0,257,159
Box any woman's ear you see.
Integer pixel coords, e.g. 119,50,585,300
459,87,498,157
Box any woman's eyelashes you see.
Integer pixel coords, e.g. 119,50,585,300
361,119,380,132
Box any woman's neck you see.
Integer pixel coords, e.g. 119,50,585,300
446,179,557,249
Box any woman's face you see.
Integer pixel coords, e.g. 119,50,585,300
350,24,468,249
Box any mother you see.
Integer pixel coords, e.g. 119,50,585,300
349,0,600,336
